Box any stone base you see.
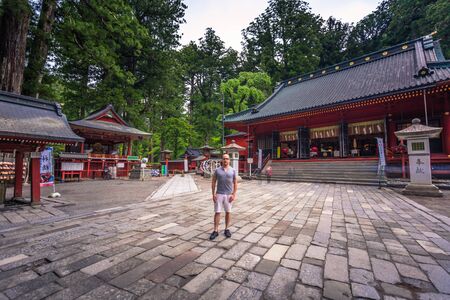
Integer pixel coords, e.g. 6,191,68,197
402,183,443,197
129,169,152,181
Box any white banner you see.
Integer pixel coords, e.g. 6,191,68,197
40,148,54,187
61,162,84,171
258,149,262,169
376,137,386,167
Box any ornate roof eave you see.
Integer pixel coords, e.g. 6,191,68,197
221,140,246,151
225,84,449,126
200,144,215,150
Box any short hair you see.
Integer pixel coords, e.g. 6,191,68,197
222,153,230,159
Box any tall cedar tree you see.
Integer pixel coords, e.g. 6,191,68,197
180,28,239,146
0,0,32,93
242,0,322,83
23,0,56,98
319,17,350,68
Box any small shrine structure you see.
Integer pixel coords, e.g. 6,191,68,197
57,104,151,180
0,91,83,204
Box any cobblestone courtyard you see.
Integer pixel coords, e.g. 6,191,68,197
0,178,450,299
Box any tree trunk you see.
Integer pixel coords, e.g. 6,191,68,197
23,0,57,98
0,0,31,93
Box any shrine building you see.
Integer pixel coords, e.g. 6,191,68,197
57,104,151,180
224,35,450,178
0,91,83,204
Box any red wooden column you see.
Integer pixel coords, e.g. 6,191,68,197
127,140,132,156
387,118,397,149
443,95,450,156
13,151,24,198
443,112,450,155
30,155,41,205
80,142,85,153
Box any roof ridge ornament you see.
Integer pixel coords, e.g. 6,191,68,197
55,102,63,116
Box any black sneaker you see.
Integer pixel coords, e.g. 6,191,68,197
224,229,232,238
209,231,219,240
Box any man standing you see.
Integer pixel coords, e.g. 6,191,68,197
210,153,237,240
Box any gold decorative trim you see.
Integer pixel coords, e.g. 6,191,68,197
335,66,340,70
365,57,370,61
402,45,408,50
382,51,388,56
349,62,354,66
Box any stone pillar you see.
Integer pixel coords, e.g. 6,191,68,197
395,118,442,197
13,151,24,199
184,155,188,173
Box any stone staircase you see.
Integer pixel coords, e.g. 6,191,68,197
260,159,386,186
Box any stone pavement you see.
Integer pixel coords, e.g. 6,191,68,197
0,179,166,229
150,174,199,200
0,179,449,299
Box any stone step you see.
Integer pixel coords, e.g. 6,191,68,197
265,160,382,185
271,170,379,176
256,175,386,186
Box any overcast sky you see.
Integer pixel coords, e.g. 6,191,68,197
179,0,381,51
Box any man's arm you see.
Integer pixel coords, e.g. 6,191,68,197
211,173,217,202
230,173,238,202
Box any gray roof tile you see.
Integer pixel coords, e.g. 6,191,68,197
0,91,84,143
225,36,450,123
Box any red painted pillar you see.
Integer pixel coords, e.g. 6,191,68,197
87,159,91,178
30,156,41,205
13,151,24,198
127,140,132,156
387,118,397,149
80,142,84,153
443,112,450,155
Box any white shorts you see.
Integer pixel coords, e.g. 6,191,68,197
214,194,232,213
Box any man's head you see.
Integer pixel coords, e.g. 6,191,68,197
222,153,230,167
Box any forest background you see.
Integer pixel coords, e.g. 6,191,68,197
0,0,448,161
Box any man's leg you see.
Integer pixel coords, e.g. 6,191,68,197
225,212,231,229
214,213,221,232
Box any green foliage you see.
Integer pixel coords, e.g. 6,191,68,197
319,17,350,68
54,0,149,121
180,28,238,146
242,0,322,83
220,72,272,114
161,117,195,158
426,0,450,58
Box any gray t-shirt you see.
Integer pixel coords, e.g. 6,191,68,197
214,166,236,195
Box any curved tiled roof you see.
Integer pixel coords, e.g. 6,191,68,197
70,119,151,137
70,104,151,138
225,36,450,124
0,90,84,143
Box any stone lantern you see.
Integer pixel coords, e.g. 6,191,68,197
394,118,443,197
161,149,172,176
221,140,246,178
